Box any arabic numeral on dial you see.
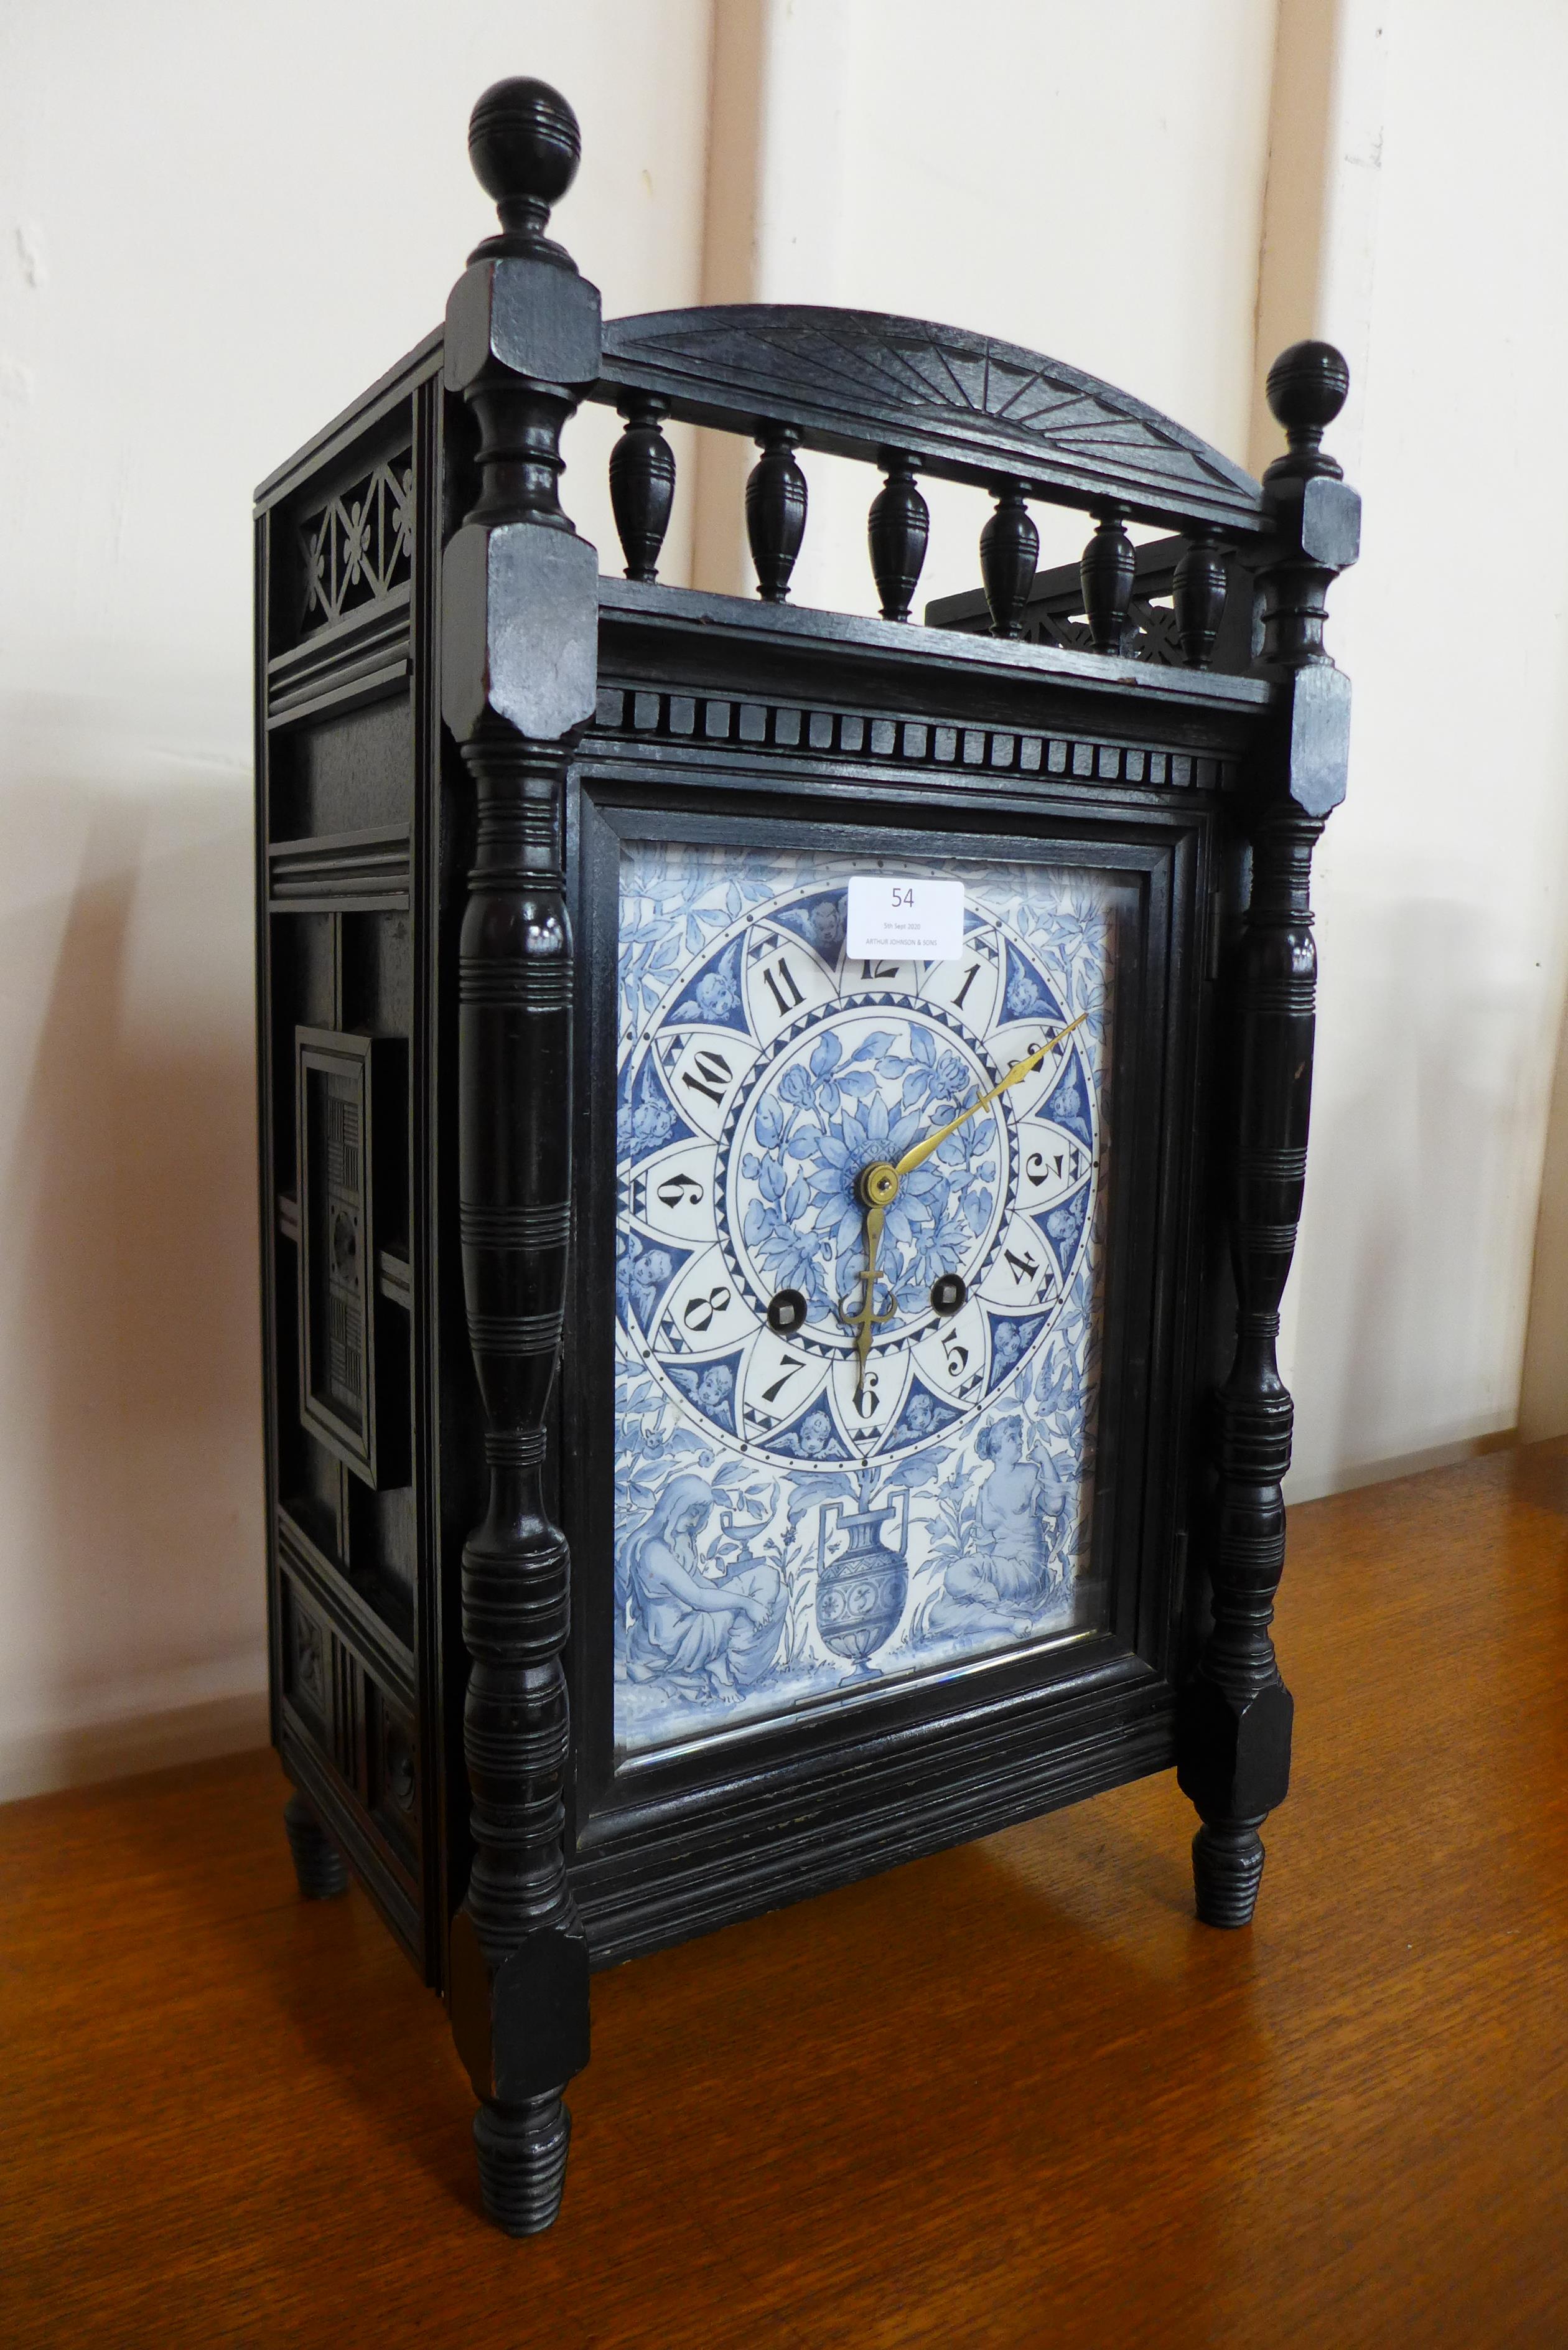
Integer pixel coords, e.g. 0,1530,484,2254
760,1355,805,1403
683,1285,733,1332
761,955,805,1017
1004,1247,1040,1290
951,963,980,1011
943,1336,969,1379
681,1047,733,1107
655,1171,704,1207
1025,1145,1087,1190
854,1370,880,1418
861,959,898,980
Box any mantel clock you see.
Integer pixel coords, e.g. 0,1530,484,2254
254,74,1360,2234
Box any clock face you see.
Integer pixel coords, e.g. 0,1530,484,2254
613,835,1127,1757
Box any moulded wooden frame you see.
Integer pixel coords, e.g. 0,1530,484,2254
560,718,1216,1966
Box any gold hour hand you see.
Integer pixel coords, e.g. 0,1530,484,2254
836,1202,897,1403
889,1009,1088,1184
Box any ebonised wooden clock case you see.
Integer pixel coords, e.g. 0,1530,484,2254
254,74,1359,2235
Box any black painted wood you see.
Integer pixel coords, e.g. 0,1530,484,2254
282,1787,349,1899
1081,509,1135,655
594,306,1267,535
254,66,1358,2241
979,479,1038,638
867,453,928,622
609,393,674,583
745,421,808,601
926,536,1256,675
1173,533,1228,669
439,77,598,2237
1176,342,1359,1927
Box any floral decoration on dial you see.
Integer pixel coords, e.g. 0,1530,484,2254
612,836,1121,1758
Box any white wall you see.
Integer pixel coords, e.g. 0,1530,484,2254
6,0,1568,1794
0,0,716,1797
692,0,1278,604
694,0,1568,1500
1269,0,1568,1493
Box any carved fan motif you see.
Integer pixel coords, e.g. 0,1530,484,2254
601,307,1263,530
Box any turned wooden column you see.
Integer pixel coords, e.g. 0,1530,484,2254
1080,507,1134,653
867,451,928,621
609,392,675,581
746,422,808,600
1178,341,1360,1929
979,479,1038,638
439,73,600,2235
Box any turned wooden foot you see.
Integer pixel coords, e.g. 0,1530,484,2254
1178,1667,1292,1932
474,2094,572,2235
282,1789,348,1900
1192,1818,1267,1928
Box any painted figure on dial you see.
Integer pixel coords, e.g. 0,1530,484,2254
620,1475,786,1701
614,837,1129,1756
921,1418,1069,1638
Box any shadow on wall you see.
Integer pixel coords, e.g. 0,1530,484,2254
1288,891,1526,1499
0,722,267,1798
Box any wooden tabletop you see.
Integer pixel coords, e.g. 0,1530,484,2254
3,1442,1567,2347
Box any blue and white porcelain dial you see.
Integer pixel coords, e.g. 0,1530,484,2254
613,837,1122,1757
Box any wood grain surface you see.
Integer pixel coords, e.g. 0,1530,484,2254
3,1443,1567,2347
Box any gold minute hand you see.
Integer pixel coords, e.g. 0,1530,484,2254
890,1012,1089,1182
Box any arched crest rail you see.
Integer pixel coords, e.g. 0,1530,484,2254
595,304,1266,538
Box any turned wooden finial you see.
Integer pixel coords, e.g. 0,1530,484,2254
1264,340,1350,482
466,76,582,261
1256,342,1358,669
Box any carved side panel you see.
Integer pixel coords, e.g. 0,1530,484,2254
277,1543,422,1949
282,1577,331,1744
297,450,415,634
296,1028,406,1486
258,361,437,1983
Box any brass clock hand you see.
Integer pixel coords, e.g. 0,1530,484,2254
857,1011,1089,1209
836,1201,898,1405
